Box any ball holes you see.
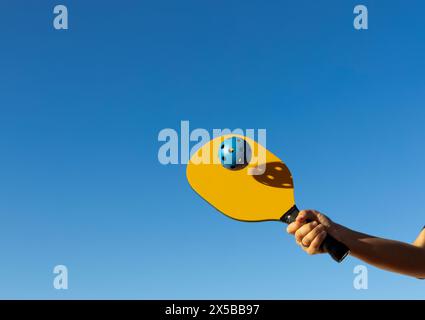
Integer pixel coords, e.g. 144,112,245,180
222,156,226,161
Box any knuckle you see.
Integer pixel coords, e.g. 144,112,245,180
315,224,326,233
309,221,318,228
296,234,303,243
295,230,303,240
303,234,312,245
310,241,320,250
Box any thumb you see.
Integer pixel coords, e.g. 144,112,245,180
296,210,328,224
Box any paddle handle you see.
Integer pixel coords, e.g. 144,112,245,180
280,206,350,263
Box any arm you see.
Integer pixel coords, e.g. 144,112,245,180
287,210,425,278
332,224,425,278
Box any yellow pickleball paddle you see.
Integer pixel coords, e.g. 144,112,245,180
186,134,349,262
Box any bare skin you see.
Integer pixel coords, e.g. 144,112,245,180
287,210,425,278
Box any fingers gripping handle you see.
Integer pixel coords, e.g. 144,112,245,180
280,206,350,263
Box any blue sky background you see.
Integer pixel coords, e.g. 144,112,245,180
0,0,424,299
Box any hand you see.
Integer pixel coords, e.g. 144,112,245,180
286,210,334,255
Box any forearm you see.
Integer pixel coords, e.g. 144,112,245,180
330,224,425,278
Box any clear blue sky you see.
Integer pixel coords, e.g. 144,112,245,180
0,0,424,299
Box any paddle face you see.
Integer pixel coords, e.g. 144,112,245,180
186,134,295,222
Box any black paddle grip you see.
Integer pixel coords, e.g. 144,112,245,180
280,206,350,263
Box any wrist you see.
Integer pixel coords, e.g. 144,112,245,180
327,222,348,243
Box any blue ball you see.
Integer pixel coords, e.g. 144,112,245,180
218,137,252,170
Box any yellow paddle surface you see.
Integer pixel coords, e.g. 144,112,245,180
186,134,296,222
